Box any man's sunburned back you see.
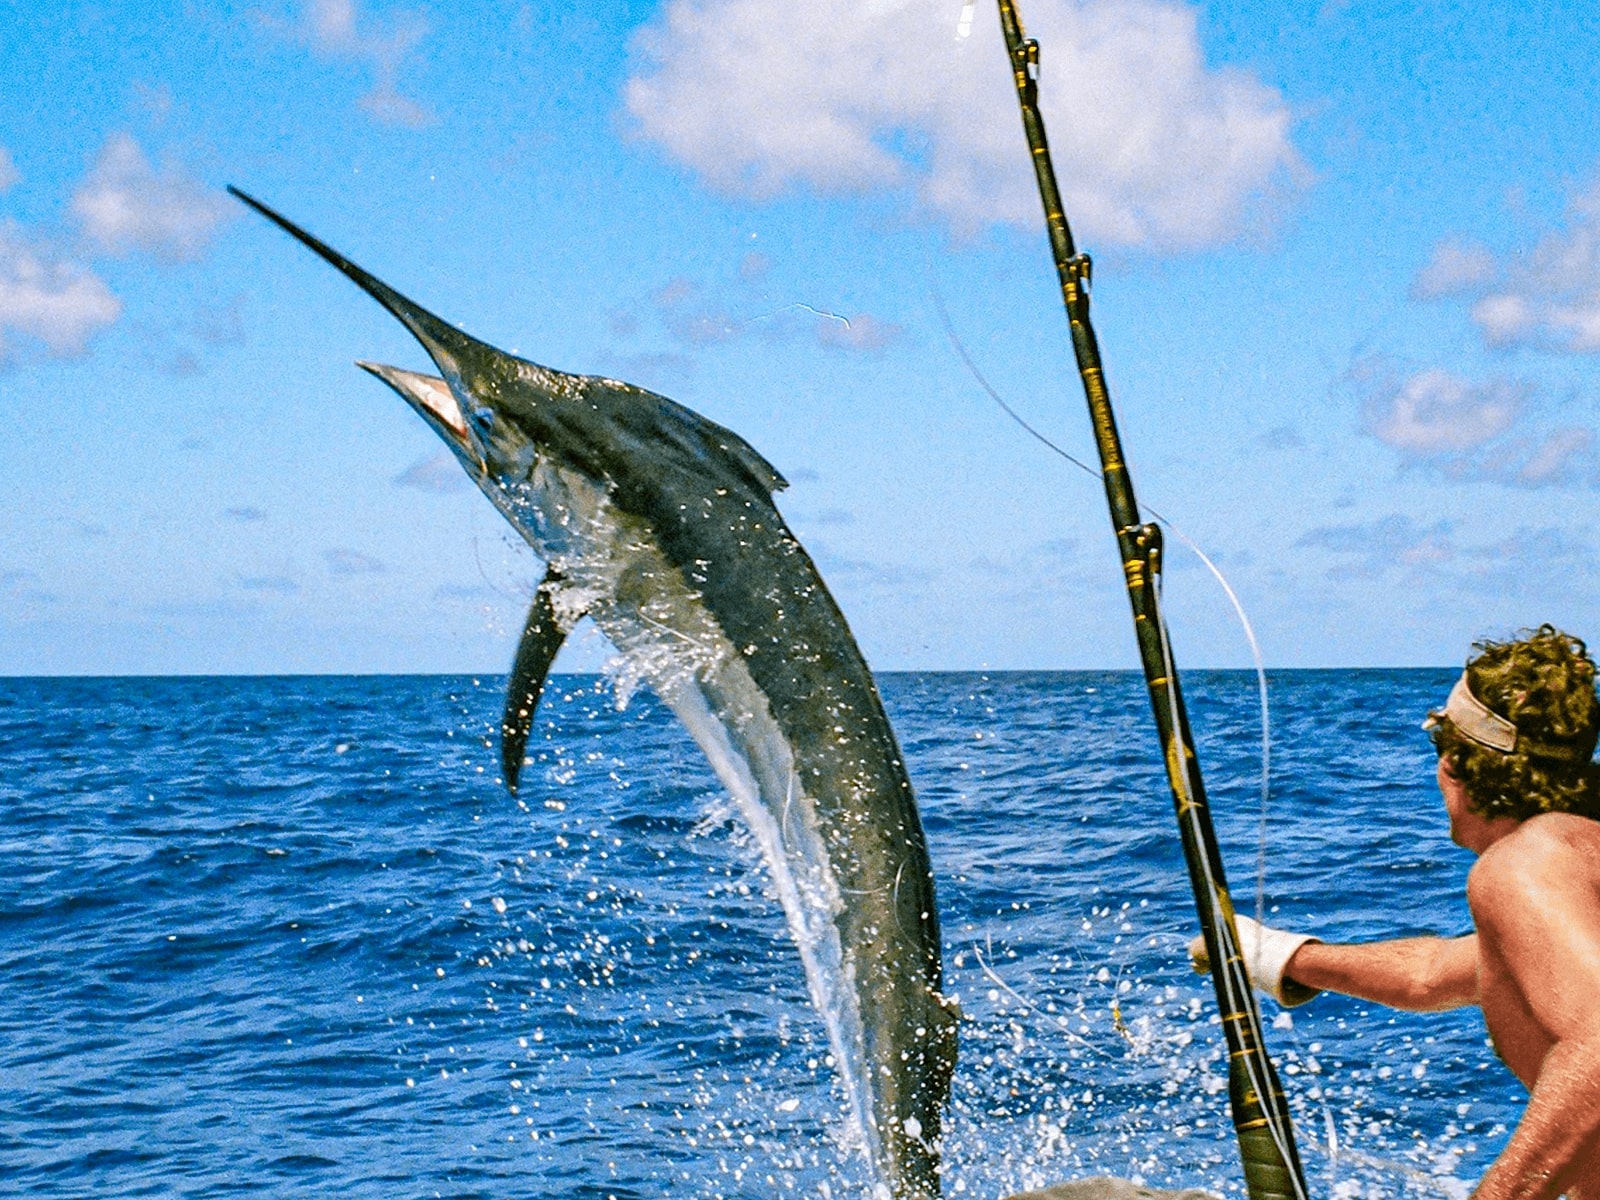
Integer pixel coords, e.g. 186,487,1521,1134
1468,812,1600,1199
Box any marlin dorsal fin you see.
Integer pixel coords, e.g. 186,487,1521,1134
501,568,578,792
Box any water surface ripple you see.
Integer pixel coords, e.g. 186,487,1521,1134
0,672,1513,1198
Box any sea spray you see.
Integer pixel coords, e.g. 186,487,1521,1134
590,617,882,1175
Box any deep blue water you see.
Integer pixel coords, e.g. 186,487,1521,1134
0,671,1517,1199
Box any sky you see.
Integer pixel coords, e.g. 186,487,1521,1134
3,0,1599,675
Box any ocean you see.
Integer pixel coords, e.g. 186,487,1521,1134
0,670,1517,1199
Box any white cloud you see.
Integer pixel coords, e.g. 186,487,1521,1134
279,0,434,128
1470,292,1536,347
816,311,901,351
71,133,231,261
1354,359,1597,489
1410,238,1493,300
809,541,937,588
600,349,699,390
653,276,740,345
306,0,363,45
238,574,300,594
739,251,771,281
1298,514,1597,596
1473,427,1596,489
0,147,18,195
394,451,469,493
625,0,1302,249
1362,365,1522,455
634,275,904,353
1297,515,1460,581
1424,171,1600,354
0,222,121,361
326,547,386,574
1518,428,1591,484
358,87,431,128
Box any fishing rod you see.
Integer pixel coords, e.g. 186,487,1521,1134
990,3,1310,1198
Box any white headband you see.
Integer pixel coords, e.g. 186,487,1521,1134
1435,673,1518,753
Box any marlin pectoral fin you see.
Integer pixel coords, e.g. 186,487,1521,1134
502,569,575,793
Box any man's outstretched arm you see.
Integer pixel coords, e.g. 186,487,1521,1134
1285,935,1478,1012
1189,918,1478,1010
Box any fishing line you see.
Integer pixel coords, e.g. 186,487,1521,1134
1251,1006,1349,1194
936,248,1304,1191
970,942,1116,1062
934,285,1300,1171
1151,578,1309,1200
932,287,1275,923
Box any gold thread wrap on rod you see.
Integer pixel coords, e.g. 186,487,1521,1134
991,3,1310,1199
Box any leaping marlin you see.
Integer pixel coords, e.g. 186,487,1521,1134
231,189,957,1200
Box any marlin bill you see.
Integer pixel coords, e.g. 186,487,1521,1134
231,188,958,1200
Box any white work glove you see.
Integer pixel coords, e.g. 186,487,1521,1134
1188,913,1322,1007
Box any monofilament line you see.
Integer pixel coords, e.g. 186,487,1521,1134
931,287,1274,923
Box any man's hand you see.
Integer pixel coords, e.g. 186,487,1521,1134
1188,913,1322,1007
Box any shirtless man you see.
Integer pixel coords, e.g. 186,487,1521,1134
1197,626,1600,1200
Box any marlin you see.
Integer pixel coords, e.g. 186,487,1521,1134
231,188,957,1199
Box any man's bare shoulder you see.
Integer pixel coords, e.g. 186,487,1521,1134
1469,813,1600,914
1468,812,1600,1065
1484,813,1600,864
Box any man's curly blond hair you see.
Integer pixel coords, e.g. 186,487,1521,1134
1428,625,1600,822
